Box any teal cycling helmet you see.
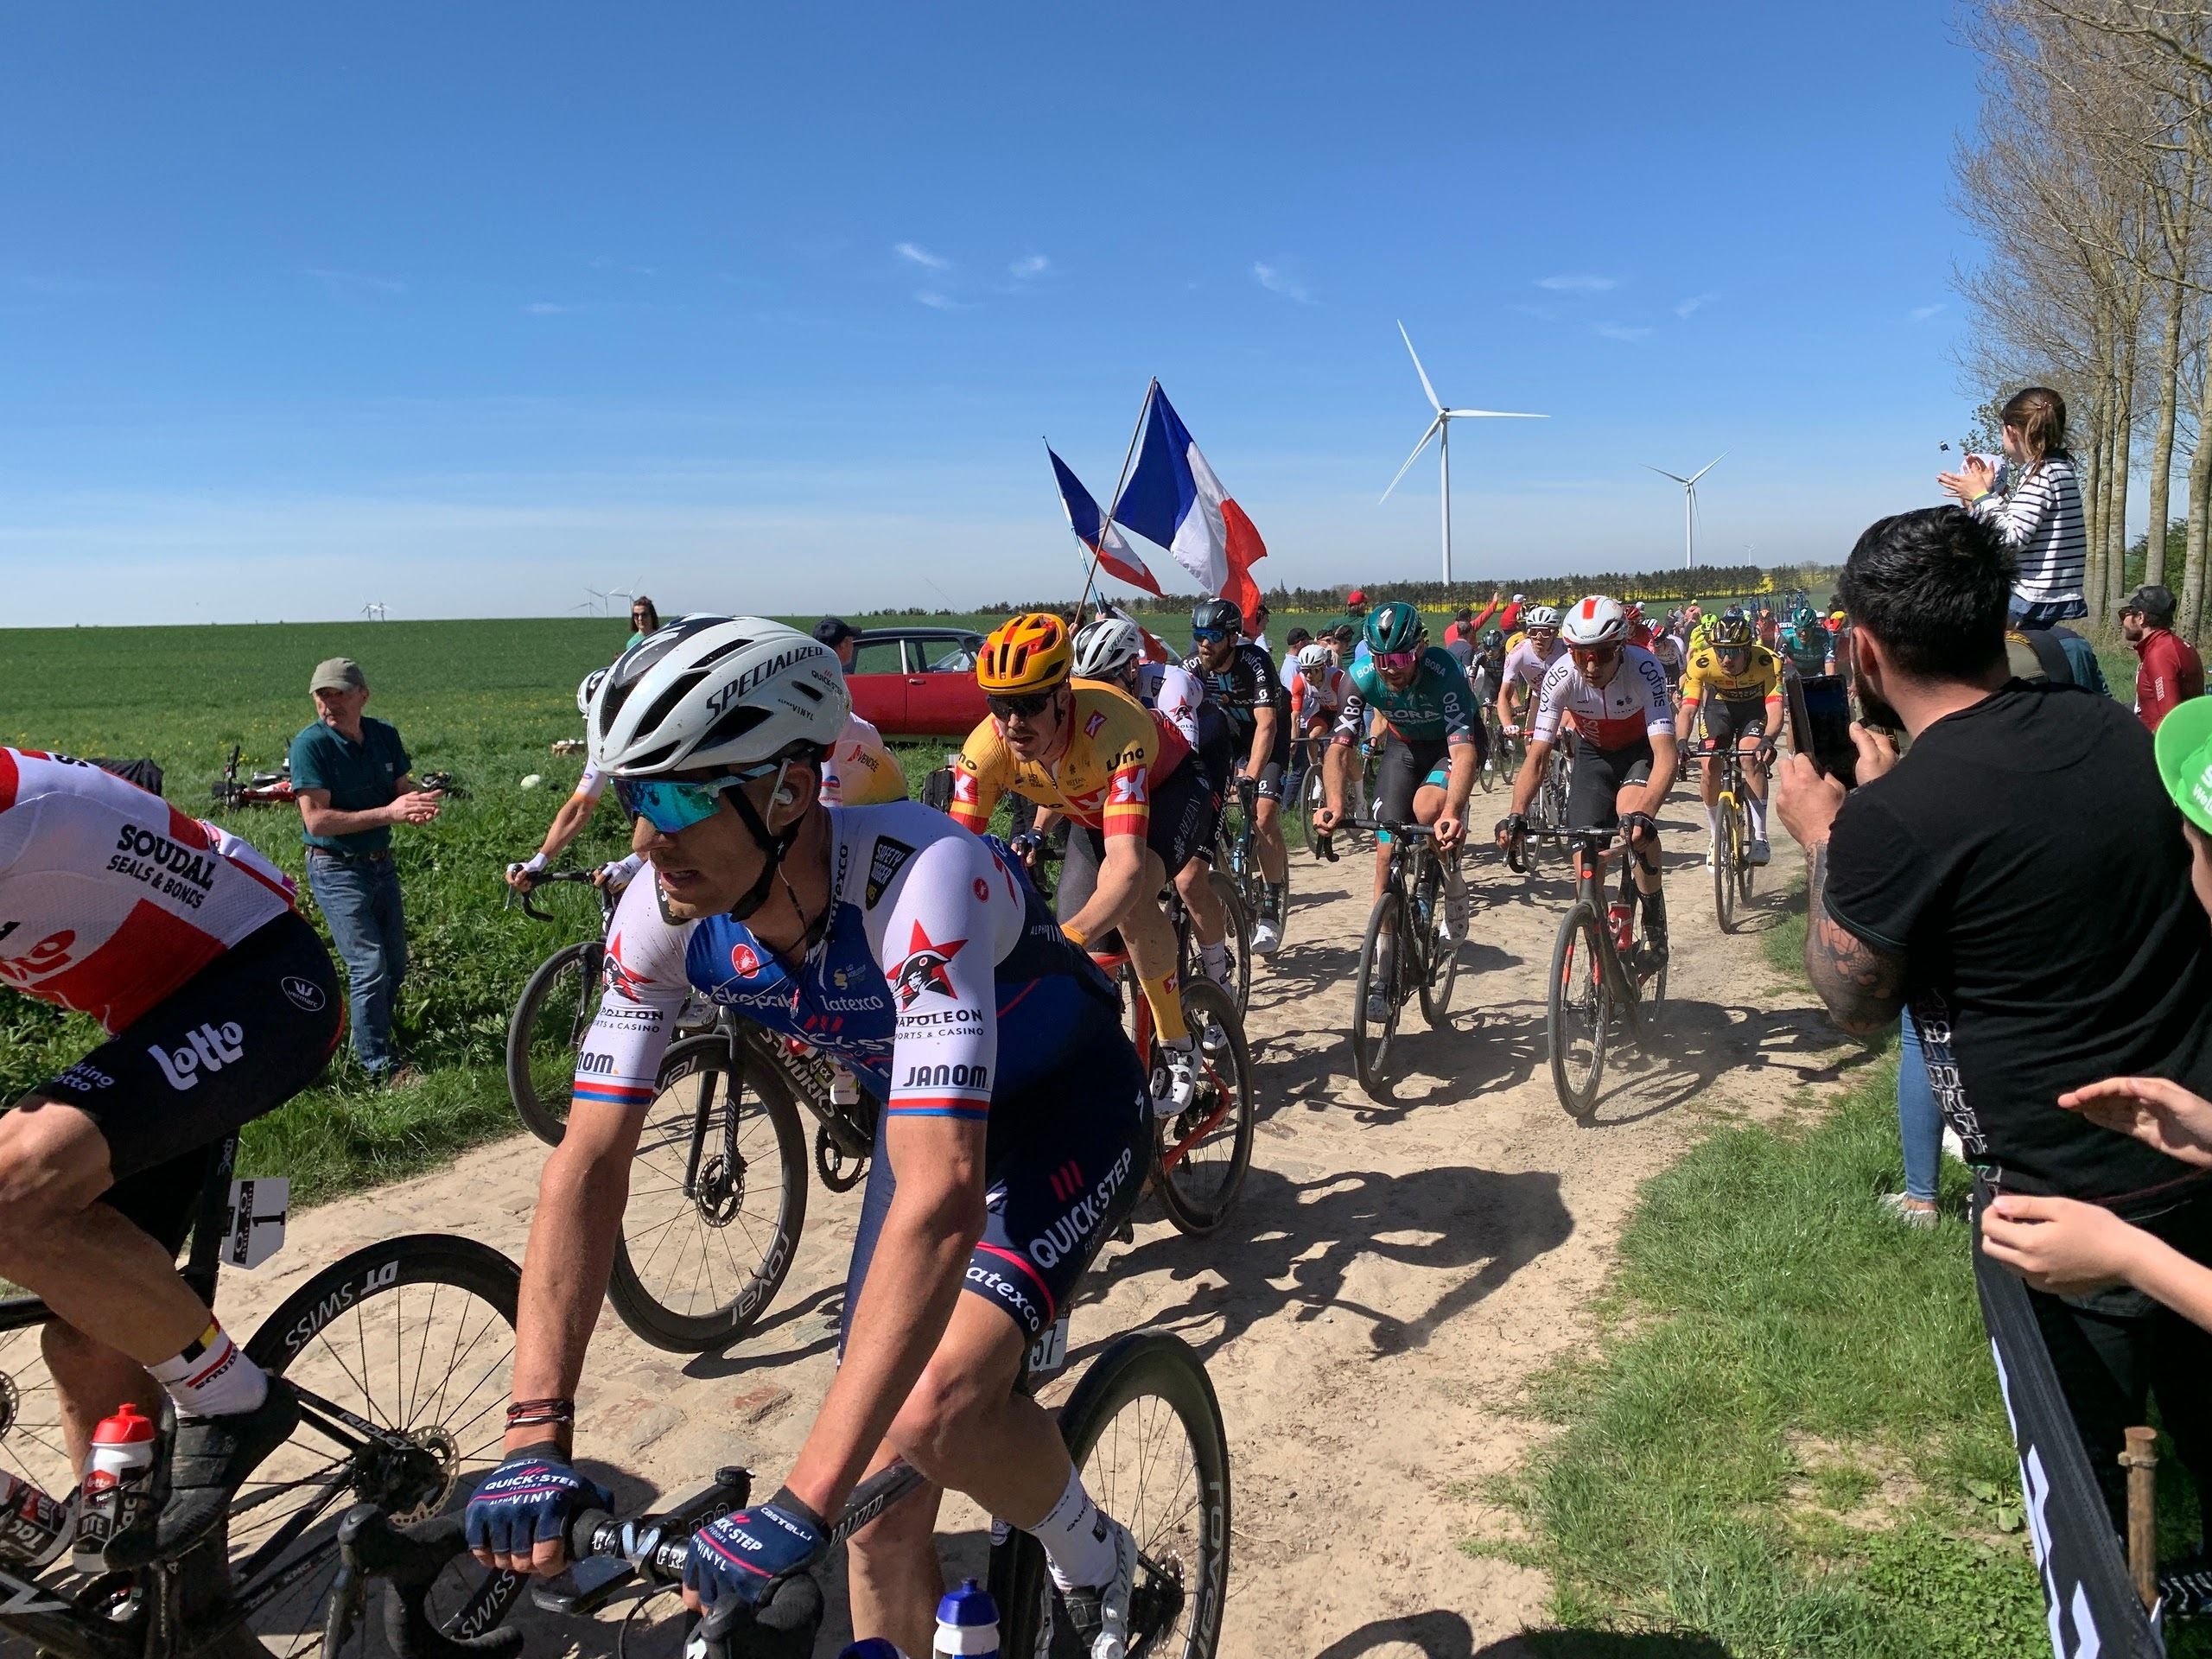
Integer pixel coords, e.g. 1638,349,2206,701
1363,601,1426,653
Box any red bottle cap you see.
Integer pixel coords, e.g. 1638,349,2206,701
92,1403,156,1445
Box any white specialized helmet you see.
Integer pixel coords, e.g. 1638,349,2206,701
1560,595,1627,648
588,616,849,777
576,666,610,718
1297,643,1334,671
1523,604,1561,631
1072,617,1145,679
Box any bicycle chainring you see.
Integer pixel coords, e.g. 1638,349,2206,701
815,1125,866,1193
695,1154,746,1225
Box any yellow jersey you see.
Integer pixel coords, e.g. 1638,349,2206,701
822,714,909,806
950,680,1187,839
1681,644,1783,705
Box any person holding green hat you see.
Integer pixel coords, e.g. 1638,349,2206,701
289,657,441,1084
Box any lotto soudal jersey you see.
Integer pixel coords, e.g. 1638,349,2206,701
0,748,298,1032
573,801,1119,1125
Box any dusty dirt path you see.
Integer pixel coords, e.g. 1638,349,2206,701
213,789,1861,1658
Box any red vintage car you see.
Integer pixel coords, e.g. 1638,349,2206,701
844,626,990,737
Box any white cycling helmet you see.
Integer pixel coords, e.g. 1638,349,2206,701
1297,643,1334,671
1071,617,1145,680
576,666,610,718
1523,605,1561,632
588,615,849,777
1560,595,1627,648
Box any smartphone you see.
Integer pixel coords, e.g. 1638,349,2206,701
1797,673,1858,788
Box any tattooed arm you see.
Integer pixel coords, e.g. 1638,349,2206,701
1803,841,1907,1038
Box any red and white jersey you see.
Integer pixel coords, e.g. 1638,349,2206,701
1501,636,1564,693
0,749,296,1033
1530,648,1675,751
1290,664,1351,723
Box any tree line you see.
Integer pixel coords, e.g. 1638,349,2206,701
1956,1,2212,639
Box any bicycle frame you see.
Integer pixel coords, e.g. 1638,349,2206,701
1121,962,1238,1176
1565,830,1648,1028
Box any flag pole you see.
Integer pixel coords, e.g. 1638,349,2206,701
1074,379,1160,622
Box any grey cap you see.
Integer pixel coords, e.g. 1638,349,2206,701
2121,584,2177,626
309,657,367,693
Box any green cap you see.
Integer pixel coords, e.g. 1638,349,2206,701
2155,695,2212,835
309,657,366,694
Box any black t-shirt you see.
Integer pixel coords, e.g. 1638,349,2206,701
1825,681,2212,1207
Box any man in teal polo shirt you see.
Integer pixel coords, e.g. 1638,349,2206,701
289,658,442,1082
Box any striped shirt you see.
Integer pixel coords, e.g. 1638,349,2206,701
1972,455,2086,615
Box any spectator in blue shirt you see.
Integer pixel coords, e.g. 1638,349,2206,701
289,658,441,1083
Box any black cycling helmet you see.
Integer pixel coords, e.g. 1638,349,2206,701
1480,627,1507,651
1192,598,1243,638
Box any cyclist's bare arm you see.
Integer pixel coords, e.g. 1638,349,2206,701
1064,830,1150,941
1435,738,1478,846
296,784,432,838
1634,731,1679,822
532,792,600,865
1245,705,1278,776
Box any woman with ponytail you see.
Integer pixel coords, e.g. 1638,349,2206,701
1938,386,2088,626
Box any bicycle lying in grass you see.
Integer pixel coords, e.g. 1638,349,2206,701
322,1327,1230,1659
1346,817,1461,1100
0,1135,521,1659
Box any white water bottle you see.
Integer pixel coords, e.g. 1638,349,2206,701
934,1580,999,1658
73,1402,157,1571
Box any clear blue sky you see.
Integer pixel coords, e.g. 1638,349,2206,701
1,2,1987,624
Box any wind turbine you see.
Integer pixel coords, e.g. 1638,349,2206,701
1379,321,1547,583
1642,454,1726,570
359,602,388,621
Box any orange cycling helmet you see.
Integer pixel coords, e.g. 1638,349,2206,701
977,613,1074,695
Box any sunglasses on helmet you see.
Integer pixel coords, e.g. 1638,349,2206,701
614,764,781,834
987,690,1058,721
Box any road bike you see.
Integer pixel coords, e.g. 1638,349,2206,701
1295,735,1373,860
0,1135,523,1659
1529,740,1573,843
1213,778,1284,951
1477,704,1508,792
321,1326,1229,1659
502,870,869,1356
1689,740,1761,933
1346,818,1460,1100
1540,828,1669,1116
1171,864,1249,1017
1113,960,1255,1236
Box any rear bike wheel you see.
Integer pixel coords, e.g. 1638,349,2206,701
1711,796,1738,935
1298,766,1326,855
1152,978,1255,1236
1547,899,1612,1116
992,1332,1230,1659
1180,872,1249,1015
505,938,601,1145
607,1034,808,1353
225,1235,524,1659
1738,798,1758,904
1414,857,1459,1029
1351,887,1408,1099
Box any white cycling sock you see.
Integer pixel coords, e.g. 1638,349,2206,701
1200,942,1230,974
150,1319,269,1419
1747,794,1768,838
1031,1466,1118,1592
1703,804,1719,840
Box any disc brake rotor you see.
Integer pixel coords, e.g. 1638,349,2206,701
695,1154,745,1226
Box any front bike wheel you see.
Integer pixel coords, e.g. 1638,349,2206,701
1205,871,1251,1015
223,1235,523,1659
1351,887,1408,1099
1414,858,1459,1029
1152,979,1255,1236
505,938,601,1145
1711,798,1738,934
993,1332,1230,1659
1547,900,1612,1116
607,1034,808,1353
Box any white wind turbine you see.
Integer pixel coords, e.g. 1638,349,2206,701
359,602,388,621
1379,321,1547,583
1642,454,1726,570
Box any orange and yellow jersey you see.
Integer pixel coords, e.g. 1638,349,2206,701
951,679,1189,839
1680,644,1784,706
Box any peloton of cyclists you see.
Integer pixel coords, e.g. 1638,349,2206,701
1498,596,1680,969
1182,599,1292,954
466,617,1153,1659
1674,608,1784,867
1311,601,1480,1021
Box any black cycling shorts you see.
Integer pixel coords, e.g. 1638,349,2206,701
1056,758,1220,936
1697,696,1770,749
40,910,343,1252
1376,734,1453,831
842,1011,1149,1343
1567,738,1657,833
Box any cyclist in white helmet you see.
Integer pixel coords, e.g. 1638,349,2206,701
1496,605,1565,743
1498,595,1679,965
470,618,1152,1658
508,667,643,893
1070,616,1237,988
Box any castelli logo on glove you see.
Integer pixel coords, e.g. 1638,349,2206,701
149,1022,245,1091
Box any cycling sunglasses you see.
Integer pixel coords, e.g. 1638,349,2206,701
1190,626,1233,645
1570,643,1622,665
987,690,1058,721
614,764,780,833
1376,648,1422,671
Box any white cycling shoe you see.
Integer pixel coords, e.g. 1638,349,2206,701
1250,916,1281,955
1151,1043,1197,1118
1198,946,1234,988
1060,1515,1139,1659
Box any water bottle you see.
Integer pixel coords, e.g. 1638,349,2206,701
837,1643,910,1659
1607,899,1634,954
935,1580,999,1658
0,1471,69,1567
73,1402,157,1572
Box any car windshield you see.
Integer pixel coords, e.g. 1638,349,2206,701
926,645,978,672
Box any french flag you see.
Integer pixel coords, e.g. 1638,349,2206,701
1113,383,1268,619
1048,445,1160,595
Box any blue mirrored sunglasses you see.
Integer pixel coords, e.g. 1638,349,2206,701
613,765,779,833
1191,627,1231,644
